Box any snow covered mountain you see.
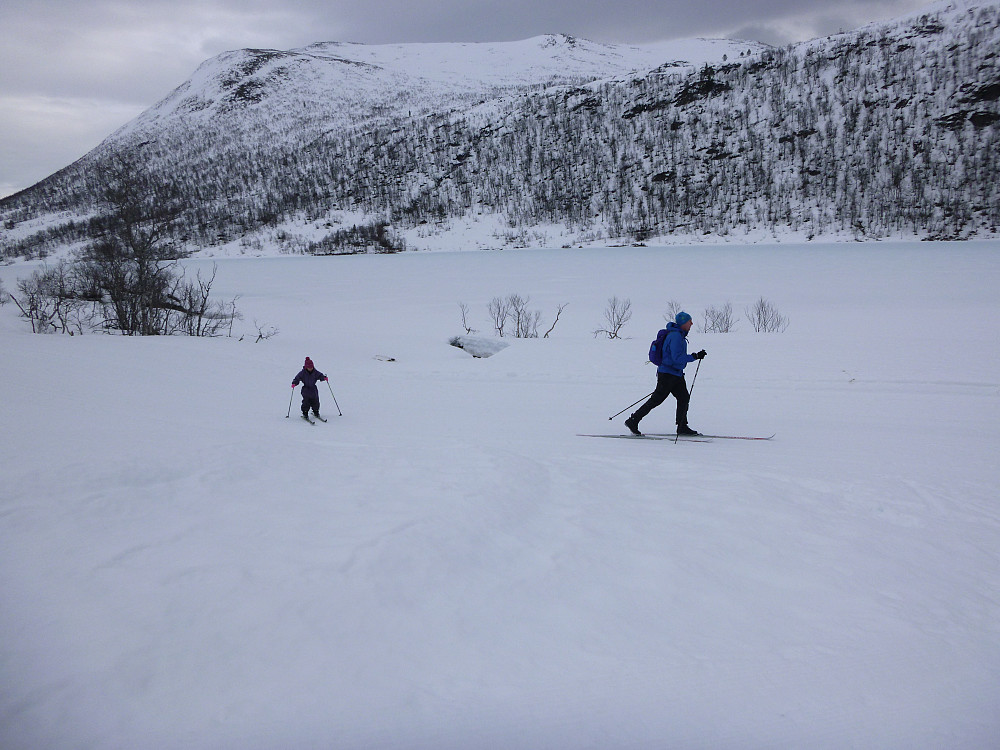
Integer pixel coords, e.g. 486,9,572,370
145,35,753,126
0,33,760,257
1,2,999,257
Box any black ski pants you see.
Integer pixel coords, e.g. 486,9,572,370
301,393,321,416
632,371,690,427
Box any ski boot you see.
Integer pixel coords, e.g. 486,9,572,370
624,414,642,436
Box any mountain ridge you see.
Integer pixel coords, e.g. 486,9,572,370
135,34,760,130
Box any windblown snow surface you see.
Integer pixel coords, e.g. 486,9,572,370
1,241,998,749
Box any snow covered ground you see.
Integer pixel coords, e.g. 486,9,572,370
1,241,998,749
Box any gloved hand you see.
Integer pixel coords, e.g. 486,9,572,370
693,349,707,360
323,377,328,381
291,383,298,388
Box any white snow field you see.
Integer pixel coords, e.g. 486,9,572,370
1,241,998,749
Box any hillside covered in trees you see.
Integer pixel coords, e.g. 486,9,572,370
2,1,998,258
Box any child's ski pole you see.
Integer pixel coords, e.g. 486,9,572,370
326,379,343,416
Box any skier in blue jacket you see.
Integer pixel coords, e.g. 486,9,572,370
292,357,328,420
626,312,706,436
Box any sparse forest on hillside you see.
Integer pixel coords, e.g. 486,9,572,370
1,3,998,258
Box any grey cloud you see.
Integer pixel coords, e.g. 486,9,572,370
726,23,797,47
301,0,921,45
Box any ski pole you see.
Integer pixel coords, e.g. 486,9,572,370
609,392,653,421
675,359,702,444
689,359,702,398
286,385,295,418
325,379,343,416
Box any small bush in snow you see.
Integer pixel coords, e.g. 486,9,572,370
542,303,568,338
662,299,683,323
488,296,511,336
746,297,789,332
480,294,565,338
508,294,541,338
254,320,278,342
10,261,89,334
702,302,737,333
458,302,477,334
594,296,632,339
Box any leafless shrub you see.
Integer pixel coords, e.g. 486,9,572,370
488,295,512,336
173,265,240,337
10,261,91,334
702,302,737,333
663,299,683,322
226,296,242,337
508,294,542,338
480,295,567,338
745,297,789,332
594,296,632,339
254,319,278,342
543,302,568,338
458,302,477,334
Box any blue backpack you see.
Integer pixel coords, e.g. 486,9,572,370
648,328,669,366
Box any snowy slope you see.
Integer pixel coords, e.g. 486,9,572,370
1,241,999,748
133,34,761,133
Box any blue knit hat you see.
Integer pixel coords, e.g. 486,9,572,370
675,311,692,325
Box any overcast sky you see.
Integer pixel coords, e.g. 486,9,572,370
1,0,933,198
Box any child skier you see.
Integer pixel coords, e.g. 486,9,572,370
292,357,328,421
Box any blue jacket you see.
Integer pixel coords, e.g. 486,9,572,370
657,322,695,376
292,368,327,398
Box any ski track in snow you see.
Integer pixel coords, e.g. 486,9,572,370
1,242,999,749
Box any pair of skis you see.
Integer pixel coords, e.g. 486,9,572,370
301,414,328,425
578,432,774,442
